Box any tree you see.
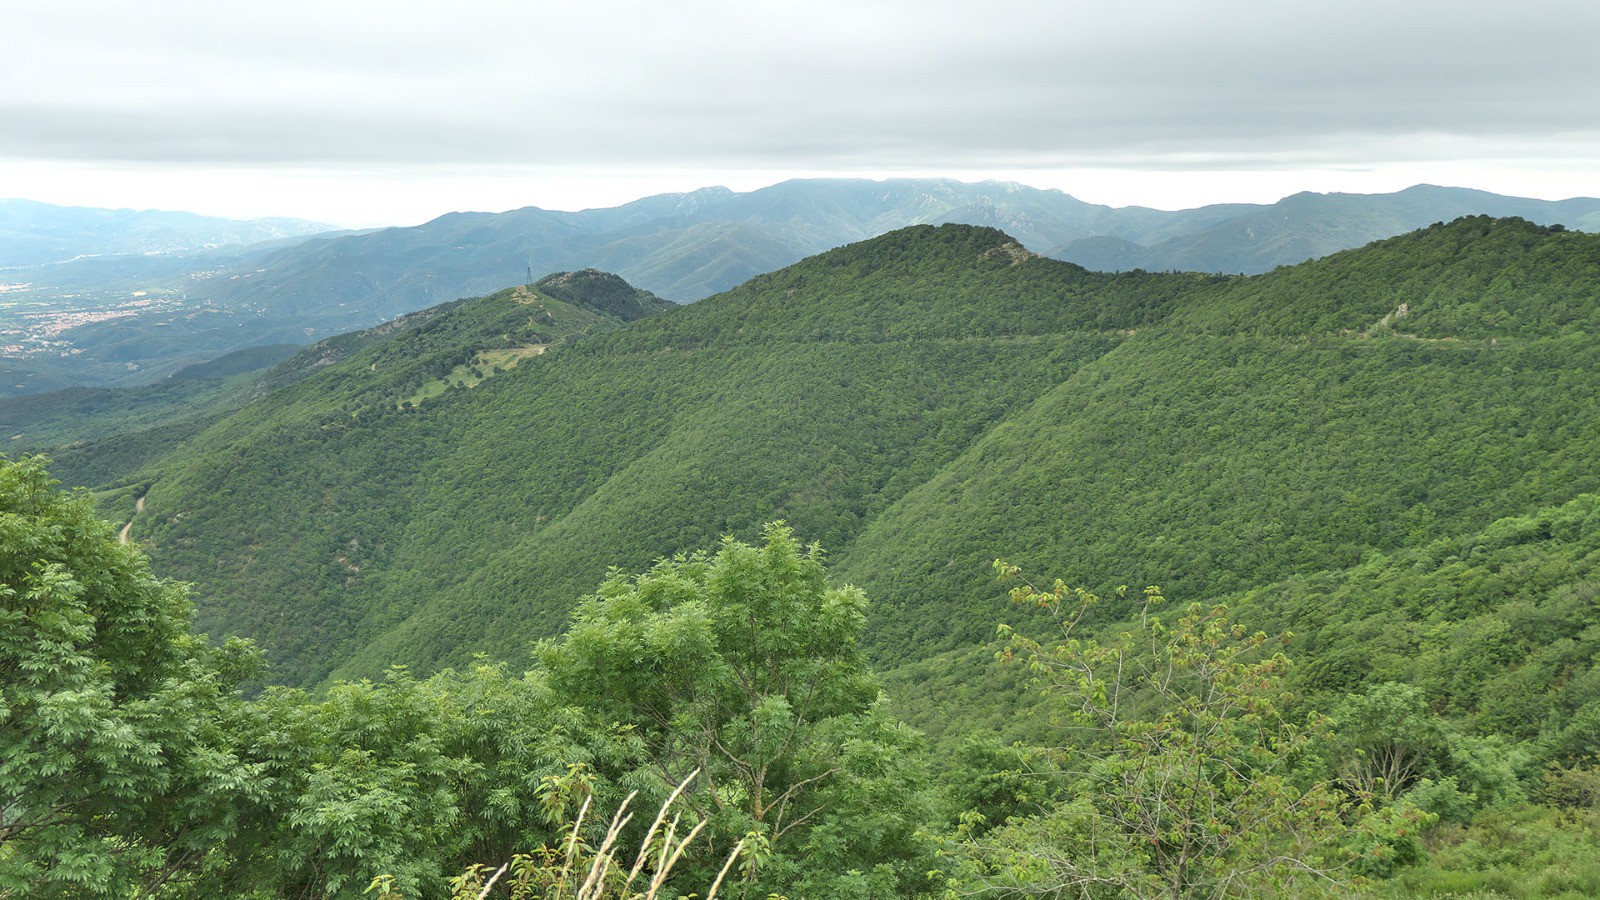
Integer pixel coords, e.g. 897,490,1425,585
961,568,1348,899
539,523,931,897
225,662,649,900
0,456,261,897
1324,682,1442,804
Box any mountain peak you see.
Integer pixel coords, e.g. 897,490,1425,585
533,269,672,321
784,223,1040,278
535,267,624,289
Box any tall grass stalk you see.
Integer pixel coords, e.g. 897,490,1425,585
420,768,746,900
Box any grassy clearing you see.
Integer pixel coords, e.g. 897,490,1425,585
398,345,546,408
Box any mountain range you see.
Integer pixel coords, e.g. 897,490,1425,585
196,180,1600,319
7,180,1600,402
38,216,1600,695
0,198,333,268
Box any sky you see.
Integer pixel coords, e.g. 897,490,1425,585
3,0,1598,228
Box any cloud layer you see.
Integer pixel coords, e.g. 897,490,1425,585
6,0,1597,171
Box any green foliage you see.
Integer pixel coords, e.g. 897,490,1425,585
1168,216,1600,340
56,274,672,684
889,491,1600,886
1544,759,1600,810
1344,804,1435,880
1324,682,1444,802
539,523,933,898
879,640,1058,773
5,503,931,899
956,572,1347,898
1383,805,1600,898
843,322,1600,661
18,277,638,492
0,455,262,897
937,735,1063,839
0,362,274,451
1446,735,1531,812
1230,493,1600,768
82,226,1154,686
1401,777,1479,826
200,663,648,899
21,214,1600,891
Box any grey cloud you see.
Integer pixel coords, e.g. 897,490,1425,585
2,0,1597,172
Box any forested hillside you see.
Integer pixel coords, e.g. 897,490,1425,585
49,215,1600,696
12,181,1596,403
1,345,298,449
53,270,671,681
87,228,1159,683
23,270,666,486
841,217,1600,656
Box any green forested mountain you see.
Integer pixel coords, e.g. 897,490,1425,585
60,216,1600,697
841,216,1600,656
62,269,674,682
1,346,297,450
19,216,1600,897
889,489,1600,757
94,228,1154,684
2,460,937,899
195,178,1184,316
20,269,667,471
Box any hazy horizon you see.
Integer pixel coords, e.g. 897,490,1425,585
9,175,1600,234
5,1,1598,227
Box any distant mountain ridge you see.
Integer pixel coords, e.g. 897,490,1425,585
0,198,335,268
1053,184,1600,274
196,179,1600,329
8,180,1598,402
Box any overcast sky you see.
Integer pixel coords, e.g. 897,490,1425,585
3,0,1598,227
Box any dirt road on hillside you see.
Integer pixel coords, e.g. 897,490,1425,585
119,494,146,545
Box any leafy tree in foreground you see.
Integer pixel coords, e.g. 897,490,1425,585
1,465,931,898
0,456,261,897
957,567,1348,899
218,663,650,900
539,523,933,898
